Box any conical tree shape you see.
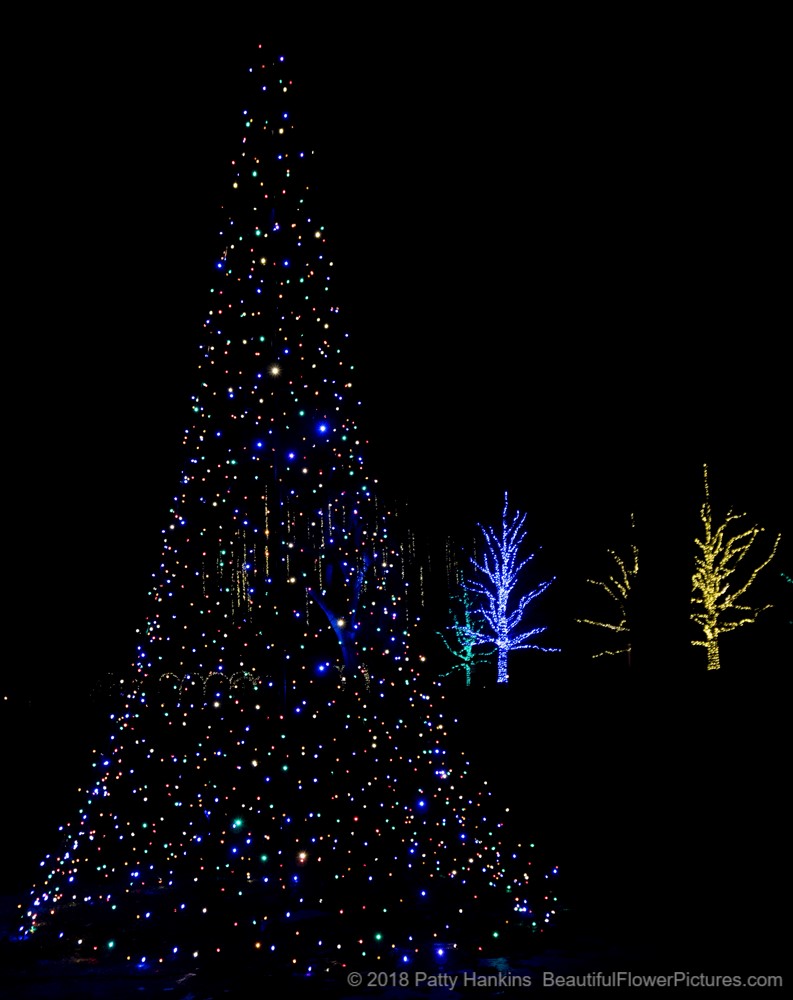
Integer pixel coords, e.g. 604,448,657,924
21,48,558,978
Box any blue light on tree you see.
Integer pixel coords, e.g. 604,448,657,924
463,493,557,684
20,50,559,976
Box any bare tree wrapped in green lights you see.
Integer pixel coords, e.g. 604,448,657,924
691,466,780,671
438,577,493,686
578,516,639,664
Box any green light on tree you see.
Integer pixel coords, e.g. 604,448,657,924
438,581,492,686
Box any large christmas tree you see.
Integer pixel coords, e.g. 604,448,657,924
20,47,557,979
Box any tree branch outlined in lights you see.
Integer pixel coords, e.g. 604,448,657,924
578,515,639,664
691,465,780,671
438,580,493,686
463,493,557,684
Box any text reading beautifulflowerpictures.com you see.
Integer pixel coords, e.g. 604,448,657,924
346,969,784,990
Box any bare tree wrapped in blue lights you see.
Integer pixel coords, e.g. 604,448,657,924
463,494,557,684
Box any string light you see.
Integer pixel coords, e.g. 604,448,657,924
437,571,492,686
692,465,780,671
577,514,639,663
20,49,558,977
462,493,557,684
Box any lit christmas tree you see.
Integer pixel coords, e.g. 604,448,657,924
691,465,780,671
462,494,557,685
20,49,557,979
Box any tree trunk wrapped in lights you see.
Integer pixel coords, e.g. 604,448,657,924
462,493,557,685
438,576,493,686
691,466,780,671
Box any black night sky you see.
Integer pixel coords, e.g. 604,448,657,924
3,10,789,989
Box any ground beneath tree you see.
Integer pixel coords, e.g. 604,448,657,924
1,891,784,998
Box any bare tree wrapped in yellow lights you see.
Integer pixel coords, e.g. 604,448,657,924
578,516,639,663
691,466,780,671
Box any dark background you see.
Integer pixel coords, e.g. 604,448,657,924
3,9,789,977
